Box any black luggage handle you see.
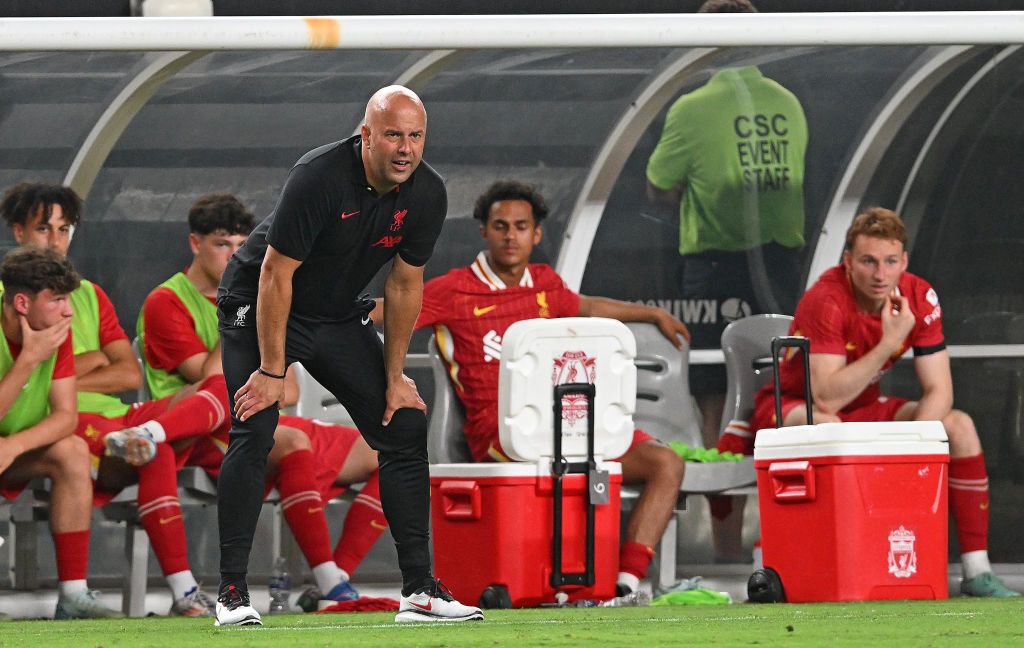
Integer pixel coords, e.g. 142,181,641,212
550,382,597,589
771,336,813,428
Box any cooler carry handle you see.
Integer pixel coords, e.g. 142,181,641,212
768,460,816,503
438,480,482,521
771,336,813,427
550,382,597,589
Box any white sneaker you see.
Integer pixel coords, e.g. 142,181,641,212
396,578,484,623
103,427,157,466
214,585,262,627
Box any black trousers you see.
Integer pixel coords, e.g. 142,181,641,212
216,307,431,593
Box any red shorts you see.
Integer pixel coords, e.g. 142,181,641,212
191,416,361,501
739,393,909,455
78,398,200,506
484,428,655,463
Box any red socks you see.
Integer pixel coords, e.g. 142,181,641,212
276,449,334,567
52,529,89,582
334,473,386,576
618,540,655,580
154,374,230,442
949,454,989,553
137,444,190,576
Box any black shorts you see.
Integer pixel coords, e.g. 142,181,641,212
681,243,801,395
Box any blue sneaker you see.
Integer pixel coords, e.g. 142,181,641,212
316,580,360,610
961,572,1021,598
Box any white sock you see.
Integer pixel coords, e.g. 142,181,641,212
616,572,640,594
312,561,348,593
140,420,167,443
166,570,200,600
961,550,992,580
58,579,88,598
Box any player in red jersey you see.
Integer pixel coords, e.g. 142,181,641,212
373,180,689,596
141,194,387,612
2,182,233,616
0,247,123,619
739,207,1018,598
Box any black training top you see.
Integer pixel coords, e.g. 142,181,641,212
218,135,447,322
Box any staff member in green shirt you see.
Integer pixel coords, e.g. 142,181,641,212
646,0,808,562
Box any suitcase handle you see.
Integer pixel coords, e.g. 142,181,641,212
438,480,482,521
551,382,597,589
771,336,813,427
768,460,816,503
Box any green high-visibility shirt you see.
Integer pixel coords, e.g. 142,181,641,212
137,273,218,400
0,299,57,436
72,280,131,418
646,66,808,256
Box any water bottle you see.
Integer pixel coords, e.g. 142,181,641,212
268,556,292,613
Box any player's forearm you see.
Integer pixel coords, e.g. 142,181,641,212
256,267,293,374
913,389,953,422
6,409,76,455
382,277,422,383
75,359,140,394
813,344,894,413
582,296,655,322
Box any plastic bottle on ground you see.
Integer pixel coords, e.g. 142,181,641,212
268,556,292,613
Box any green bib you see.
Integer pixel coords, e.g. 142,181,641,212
137,272,218,400
72,280,131,418
0,299,58,437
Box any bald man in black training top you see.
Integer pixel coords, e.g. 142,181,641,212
214,85,483,626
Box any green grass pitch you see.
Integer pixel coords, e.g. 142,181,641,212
2,599,1022,647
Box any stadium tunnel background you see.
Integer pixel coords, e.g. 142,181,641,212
1,23,1023,587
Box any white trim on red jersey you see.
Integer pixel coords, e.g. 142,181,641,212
469,251,533,290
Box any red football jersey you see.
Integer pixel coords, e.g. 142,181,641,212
417,252,581,461
767,265,945,412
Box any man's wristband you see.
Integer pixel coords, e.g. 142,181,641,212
258,367,287,380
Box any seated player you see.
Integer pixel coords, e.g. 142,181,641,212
372,180,689,596
0,247,122,619
742,207,1019,598
2,181,230,616
139,193,387,610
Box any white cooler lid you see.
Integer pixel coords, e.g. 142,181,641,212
430,460,623,478
753,421,948,460
498,317,636,462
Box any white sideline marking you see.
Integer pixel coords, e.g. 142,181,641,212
226,610,984,632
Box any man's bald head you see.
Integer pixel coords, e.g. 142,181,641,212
360,85,429,195
363,85,426,127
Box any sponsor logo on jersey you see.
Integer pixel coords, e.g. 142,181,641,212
389,208,408,232
924,304,942,326
483,330,502,363
473,304,497,317
926,288,939,306
341,210,360,220
372,235,403,248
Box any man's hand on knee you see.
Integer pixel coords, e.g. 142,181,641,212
383,374,426,426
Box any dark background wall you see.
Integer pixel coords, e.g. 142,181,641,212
5,0,1024,17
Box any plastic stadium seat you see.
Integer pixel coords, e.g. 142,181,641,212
720,314,795,428
290,362,356,426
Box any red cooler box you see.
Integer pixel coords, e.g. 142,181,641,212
753,421,949,602
427,317,637,608
430,460,622,608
